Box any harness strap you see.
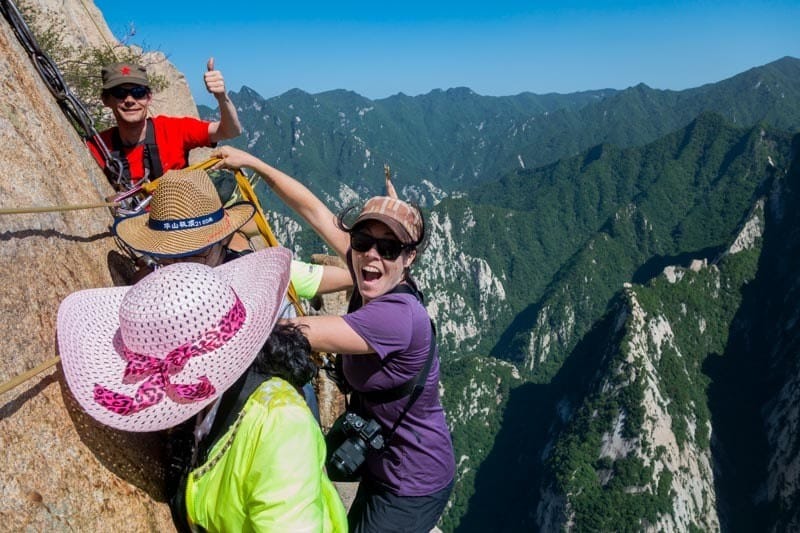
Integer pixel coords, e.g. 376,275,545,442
108,127,130,188
143,117,163,179
188,157,305,316
108,118,164,186
123,157,306,315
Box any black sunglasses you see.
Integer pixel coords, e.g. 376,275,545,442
109,85,150,100
350,232,408,260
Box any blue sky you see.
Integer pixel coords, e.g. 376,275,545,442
94,1,800,107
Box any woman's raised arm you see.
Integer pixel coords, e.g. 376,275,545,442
211,146,350,260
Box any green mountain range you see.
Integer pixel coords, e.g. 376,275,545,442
203,57,800,531
532,136,799,532
203,56,800,202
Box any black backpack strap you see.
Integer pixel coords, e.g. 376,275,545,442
167,369,264,533
142,118,163,179
386,282,424,303
347,279,424,314
196,368,266,466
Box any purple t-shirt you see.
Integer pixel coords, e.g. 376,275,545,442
342,292,456,496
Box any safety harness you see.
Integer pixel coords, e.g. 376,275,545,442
107,118,165,186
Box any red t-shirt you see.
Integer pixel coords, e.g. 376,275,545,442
88,115,211,183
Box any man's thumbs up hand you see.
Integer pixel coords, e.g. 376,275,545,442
204,57,226,97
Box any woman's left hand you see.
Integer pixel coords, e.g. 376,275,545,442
211,145,257,171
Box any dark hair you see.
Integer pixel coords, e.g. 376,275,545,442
335,204,428,254
252,323,317,388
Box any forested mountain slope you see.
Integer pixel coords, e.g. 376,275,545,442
441,133,800,532
426,113,789,364
534,134,800,532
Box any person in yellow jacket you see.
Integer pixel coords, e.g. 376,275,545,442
182,323,347,532
56,249,347,533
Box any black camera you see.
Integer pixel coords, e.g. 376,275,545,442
329,412,385,478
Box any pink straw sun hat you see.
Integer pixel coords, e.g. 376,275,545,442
57,247,291,432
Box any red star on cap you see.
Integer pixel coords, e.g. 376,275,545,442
121,66,131,76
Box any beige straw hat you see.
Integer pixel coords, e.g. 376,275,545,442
114,168,255,258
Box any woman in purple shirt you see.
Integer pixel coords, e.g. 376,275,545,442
212,146,456,533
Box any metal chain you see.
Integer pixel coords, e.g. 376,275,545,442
0,0,128,192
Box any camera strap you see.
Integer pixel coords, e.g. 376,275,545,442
382,319,436,442
343,280,438,442
350,283,434,405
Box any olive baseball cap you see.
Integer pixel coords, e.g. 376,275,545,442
101,62,149,90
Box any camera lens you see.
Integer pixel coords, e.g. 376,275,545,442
332,437,368,476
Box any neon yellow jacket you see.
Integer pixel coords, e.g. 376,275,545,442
185,377,347,532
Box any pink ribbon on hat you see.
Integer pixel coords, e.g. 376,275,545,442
93,295,247,416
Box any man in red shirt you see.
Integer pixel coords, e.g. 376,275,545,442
88,58,242,187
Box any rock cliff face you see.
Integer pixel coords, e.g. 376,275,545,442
417,209,509,355
0,2,202,530
755,145,800,531
535,194,769,531
616,288,719,532
26,0,114,48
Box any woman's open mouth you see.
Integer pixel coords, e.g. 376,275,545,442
361,266,382,283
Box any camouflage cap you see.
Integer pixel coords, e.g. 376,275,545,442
101,62,149,90
354,196,422,245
